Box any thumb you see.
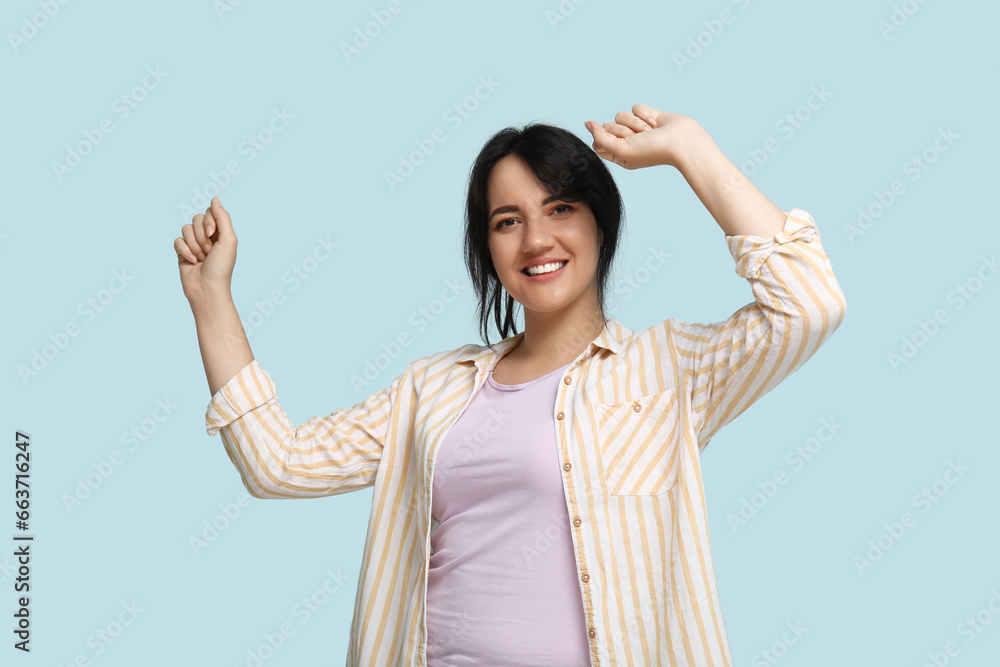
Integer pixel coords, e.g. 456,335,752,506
209,196,234,240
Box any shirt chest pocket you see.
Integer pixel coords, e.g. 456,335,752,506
596,388,680,496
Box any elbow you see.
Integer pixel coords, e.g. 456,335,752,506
829,285,847,334
241,475,277,499
235,453,298,499
244,482,269,500
801,282,847,337
785,287,846,348
243,478,301,500
242,462,305,499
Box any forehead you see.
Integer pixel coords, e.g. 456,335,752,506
488,156,547,203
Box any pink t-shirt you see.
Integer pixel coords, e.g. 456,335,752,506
425,361,592,666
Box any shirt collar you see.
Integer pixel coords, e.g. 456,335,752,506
457,316,624,369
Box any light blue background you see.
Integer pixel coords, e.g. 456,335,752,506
3,0,998,664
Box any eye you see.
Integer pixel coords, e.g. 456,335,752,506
492,204,575,231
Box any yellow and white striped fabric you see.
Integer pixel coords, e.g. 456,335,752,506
205,207,846,666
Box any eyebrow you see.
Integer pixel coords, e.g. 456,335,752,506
489,194,563,222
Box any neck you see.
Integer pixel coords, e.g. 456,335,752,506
513,292,606,364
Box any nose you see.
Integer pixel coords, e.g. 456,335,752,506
519,214,556,252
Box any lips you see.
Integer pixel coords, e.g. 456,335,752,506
521,259,569,280
522,259,568,275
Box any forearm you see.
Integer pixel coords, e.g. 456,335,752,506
672,120,786,238
189,290,255,397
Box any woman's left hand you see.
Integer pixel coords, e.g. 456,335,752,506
584,103,697,170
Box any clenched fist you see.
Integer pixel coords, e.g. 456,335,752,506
174,196,238,303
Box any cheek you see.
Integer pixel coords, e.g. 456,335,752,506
488,240,513,271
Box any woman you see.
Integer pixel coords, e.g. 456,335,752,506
175,103,846,666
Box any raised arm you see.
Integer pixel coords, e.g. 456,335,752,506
670,207,845,446
586,104,847,447
176,197,403,498
668,117,787,238
586,105,785,237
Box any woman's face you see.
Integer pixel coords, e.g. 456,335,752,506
486,155,604,318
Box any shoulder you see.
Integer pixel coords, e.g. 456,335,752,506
404,341,486,376
610,316,699,361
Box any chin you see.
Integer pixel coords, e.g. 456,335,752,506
517,294,580,313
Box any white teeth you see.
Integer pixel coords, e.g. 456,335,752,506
525,261,567,276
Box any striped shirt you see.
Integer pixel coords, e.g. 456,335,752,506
204,207,847,666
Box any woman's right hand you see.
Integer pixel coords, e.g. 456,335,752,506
174,196,238,303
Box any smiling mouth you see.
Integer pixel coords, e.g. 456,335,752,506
522,260,569,277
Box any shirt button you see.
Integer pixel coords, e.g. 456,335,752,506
564,376,571,384
581,573,590,583
563,462,572,471
632,403,641,412
588,627,597,639
573,517,582,527
557,411,564,420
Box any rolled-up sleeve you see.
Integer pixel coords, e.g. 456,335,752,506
204,359,405,499
205,359,276,437
670,208,847,448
